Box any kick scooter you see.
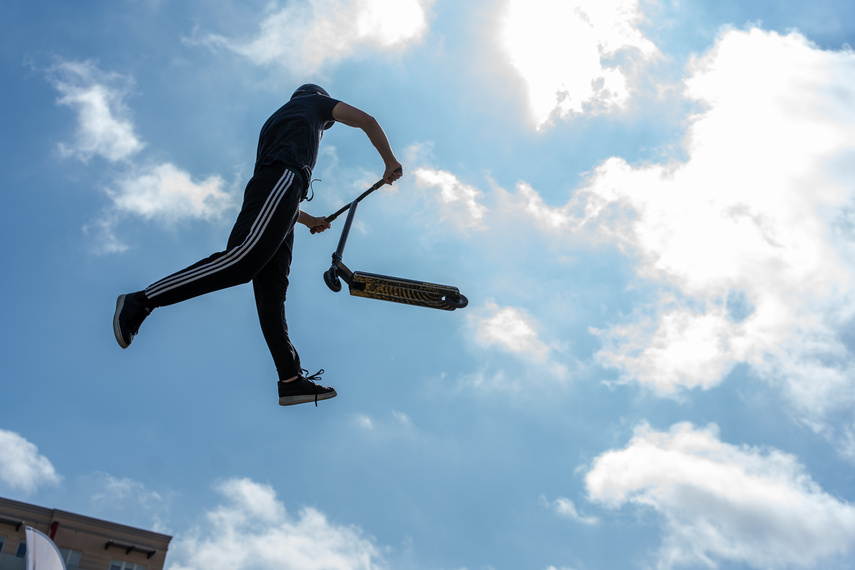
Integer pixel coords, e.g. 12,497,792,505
317,176,468,311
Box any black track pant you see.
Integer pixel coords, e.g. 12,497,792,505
143,166,305,380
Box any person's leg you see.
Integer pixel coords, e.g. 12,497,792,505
145,168,302,307
114,167,302,348
252,229,337,406
252,230,301,381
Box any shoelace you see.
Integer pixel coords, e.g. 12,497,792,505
302,369,325,406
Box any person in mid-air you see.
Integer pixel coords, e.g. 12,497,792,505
113,83,403,406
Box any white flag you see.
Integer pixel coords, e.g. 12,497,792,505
24,526,67,570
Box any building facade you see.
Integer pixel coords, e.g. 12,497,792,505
0,498,171,570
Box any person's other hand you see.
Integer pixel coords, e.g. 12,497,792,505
309,216,331,234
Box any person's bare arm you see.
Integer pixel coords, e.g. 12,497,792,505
298,210,330,233
332,102,403,184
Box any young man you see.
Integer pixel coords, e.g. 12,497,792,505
113,83,403,406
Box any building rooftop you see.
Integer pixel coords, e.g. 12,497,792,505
0,497,171,570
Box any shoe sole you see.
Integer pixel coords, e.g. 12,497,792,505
113,294,131,349
279,390,338,406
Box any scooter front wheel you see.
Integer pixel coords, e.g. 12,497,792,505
324,268,342,292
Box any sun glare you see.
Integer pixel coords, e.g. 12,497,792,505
500,0,657,128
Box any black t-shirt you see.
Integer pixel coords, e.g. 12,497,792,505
254,94,341,184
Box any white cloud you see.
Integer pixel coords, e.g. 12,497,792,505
513,182,579,231
463,301,572,392
47,59,145,162
413,167,488,229
543,496,598,526
352,410,414,434
586,422,855,569
349,411,434,450
593,304,738,393
500,0,659,128
91,473,164,505
507,29,855,441
168,478,388,570
0,429,61,494
92,161,236,253
108,162,234,223
47,60,238,251
470,301,551,360
87,472,172,533
82,214,130,255
354,414,375,430
196,0,433,74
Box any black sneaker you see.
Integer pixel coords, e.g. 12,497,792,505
113,292,152,349
278,369,337,406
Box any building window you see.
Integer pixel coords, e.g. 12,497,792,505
60,547,83,567
110,561,146,570
15,541,26,557
0,535,5,553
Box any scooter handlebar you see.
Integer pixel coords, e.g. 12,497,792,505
309,176,389,234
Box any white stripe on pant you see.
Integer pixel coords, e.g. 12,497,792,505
145,170,295,300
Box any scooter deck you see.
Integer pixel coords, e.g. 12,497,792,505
322,174,468,311
348,271,468,311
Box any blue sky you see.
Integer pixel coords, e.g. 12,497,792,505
3,0,855,569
